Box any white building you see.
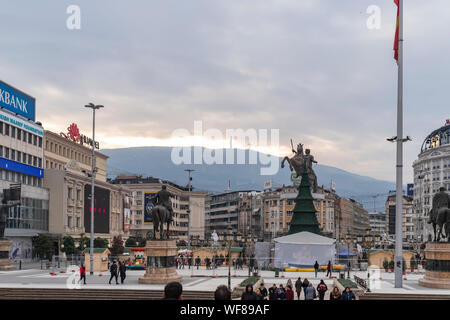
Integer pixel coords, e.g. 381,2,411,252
412,120,450,242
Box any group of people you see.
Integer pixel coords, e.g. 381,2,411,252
313,260,333,278
77,260,127,285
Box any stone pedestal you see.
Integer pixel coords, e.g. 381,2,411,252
419,242,450,289
0,240,15,271
139,239,181,284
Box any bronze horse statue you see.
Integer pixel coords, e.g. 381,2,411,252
436,207,450,242
151,205,172,240
428,188,450,242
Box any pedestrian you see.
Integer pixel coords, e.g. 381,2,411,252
295,277,302,300
286,278,292,288
259,283,268,300
305,282,317,301
276,286,286,300
326,260,332,277
302,278,309,299
249,255,255,275
195,256,201,270
175,256,179,269
241,284,258,300
109,260,119,285
314,260,319,278
214,285,231,300
341,287,356,300
329,287,341,301
79,263,86,285
255,288,264,300
188,255,192,269
286,285,294,300
162,281,183,300
119,260,126,284
316,279,328,300
269,283,277,300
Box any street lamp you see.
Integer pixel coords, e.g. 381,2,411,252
85,103,104,275
226,225,233,290
185,169,194,252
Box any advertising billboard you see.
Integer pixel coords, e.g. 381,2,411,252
123,195,131,232
144,192,156,224
84,185,110,234
407,184,414,197
0,80,35,121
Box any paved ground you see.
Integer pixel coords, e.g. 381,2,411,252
1,265,449,296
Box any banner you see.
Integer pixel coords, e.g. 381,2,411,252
144,192,156,224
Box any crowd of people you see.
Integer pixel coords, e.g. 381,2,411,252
77,260,127,285
161,280,356,301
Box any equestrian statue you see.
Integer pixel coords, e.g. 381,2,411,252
152,185,174,240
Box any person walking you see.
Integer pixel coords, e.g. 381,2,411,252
79,264,86,285
329,287,341,300
326,260,332,277
302,278,309,300
286,278,293,288
286,285,294,300
314,260,319,278
188,255,192,269
241,284,258,300
316,280,328,300
119,261,126,284
195,256,201,270
259,283,268,300
305,282,317,301
109,260,119,285
269,284,277,300
341,287,356,300
295,277,302,300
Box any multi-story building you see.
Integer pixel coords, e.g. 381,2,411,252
111,175,206,242
262,185,338,241
412,120,450,242
385,194,415,242
368,211,387,236
43,126,131,245
352,200,370,236
338,198,370,239
0,81,49,259
237,191,264,241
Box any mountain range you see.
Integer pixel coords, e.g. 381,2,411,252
101,146,396,212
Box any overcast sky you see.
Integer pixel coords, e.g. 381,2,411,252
0,0,448,182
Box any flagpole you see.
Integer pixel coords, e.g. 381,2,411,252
395,0,404,288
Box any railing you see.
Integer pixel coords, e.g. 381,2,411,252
354,275,368,289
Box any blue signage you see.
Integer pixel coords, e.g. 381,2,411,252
0,81,35,121
0,158,43,178
407,184,414,197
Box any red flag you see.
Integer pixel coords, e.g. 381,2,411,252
394,0,399,62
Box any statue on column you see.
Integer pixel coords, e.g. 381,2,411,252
281,140,318,193
428,187,450,242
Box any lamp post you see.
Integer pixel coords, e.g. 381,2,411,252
226,225,233,290
185,169,194,252
85,103,104,275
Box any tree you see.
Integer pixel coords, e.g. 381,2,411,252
383,258,389,270
62,236,75,255
125,237,137,247
94,237,108,248
177,239,187,247
110,236,124,255
32,234,54,259
79,235,90,251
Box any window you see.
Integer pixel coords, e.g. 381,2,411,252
68,187,73,199
45,140,48,150
5,148,9,159
38,158,42,168
0,122,2,134
4,124,9,136
22,131,26,142
11,150,15,161
17,151,21,163
28,154,32,165
68,216,72,228
38,137,42,148
46,160,49,168
22,153,26,164
0,146,2,157
33,156,37,167
22,174,26,184
4,171,8,181
76,190,81,200
28,133,32,144
76,217,80,228
11,127,15,138
17,129,21,140
33,134,37,146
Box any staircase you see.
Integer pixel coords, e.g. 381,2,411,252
0,288,214,300
360,292,450,300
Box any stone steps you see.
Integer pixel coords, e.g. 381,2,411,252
0,288,214,300
360,293,450,300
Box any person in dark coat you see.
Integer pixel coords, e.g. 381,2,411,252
285,285,294,300
295,277,302,300
314,261,320,278
276,286,286,300
241,284,258,300
119,261,126,284
302,278,309,300
329,287,341,300
326,260,332,277
316,280,328,300
195,256,201,270
268,284,277,300
259,283,268,300
341,287,356,300
109,261,119,285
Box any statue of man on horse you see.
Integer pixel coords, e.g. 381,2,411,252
428,187,450,242
281,140,318,193
151,185,174,240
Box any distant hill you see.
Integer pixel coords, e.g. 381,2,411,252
101,146,396,211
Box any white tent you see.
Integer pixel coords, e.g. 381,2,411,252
273,232,336,268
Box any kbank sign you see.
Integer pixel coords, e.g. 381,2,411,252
0,80,35,121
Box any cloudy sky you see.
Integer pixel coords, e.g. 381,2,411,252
0,0,448,182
